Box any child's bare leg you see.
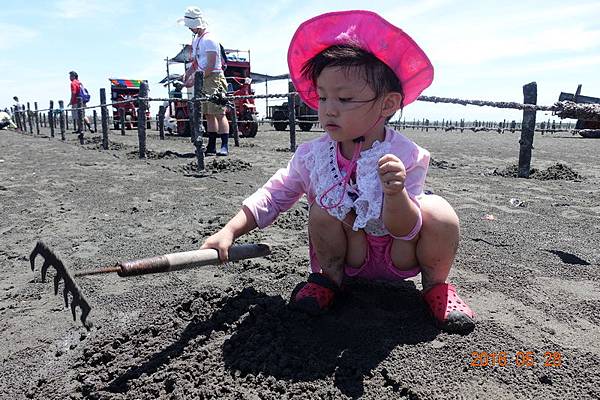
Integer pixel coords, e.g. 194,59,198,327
308,205,366,285
390,237,418,271
341,211,367,269
415,195,460,290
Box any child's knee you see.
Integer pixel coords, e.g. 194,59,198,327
421,195,459,235
309,203,339,228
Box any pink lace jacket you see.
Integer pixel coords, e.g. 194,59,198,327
242,126,430,239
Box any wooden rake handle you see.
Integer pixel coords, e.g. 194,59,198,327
114,243,270,277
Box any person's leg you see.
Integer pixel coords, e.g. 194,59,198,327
71,107,79,133
390,236,418,271
216,113,229,156
205,114,218,132
308,204,347,285
415,195,459,290
204,113,218,155
84,114,94,132
290,205,367,314
217,113,229,134
415,195,474,333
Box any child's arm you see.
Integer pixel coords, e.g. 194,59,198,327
378,154,421,238
382,190,420,237
200,206,257,262
201,144,310,261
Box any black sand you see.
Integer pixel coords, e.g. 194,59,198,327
1,125,599,399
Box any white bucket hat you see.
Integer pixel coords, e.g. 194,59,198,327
177,6,208,29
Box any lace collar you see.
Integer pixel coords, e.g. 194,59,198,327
301,131,392,231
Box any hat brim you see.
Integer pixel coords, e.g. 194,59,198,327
287,10,434,110
177,16,205,29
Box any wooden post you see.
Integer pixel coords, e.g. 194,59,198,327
49,101,55,137
288,92,296,152
42,113,46,128
229,101,240,147
77,98,84,144
34,102,40,134
65,107,69,130
93,109,98,133
58,100,66,140
27,102,33,133
192,71,205,171
19,105,25,130
119,108,125,135
158,105,165,140
100,88,109,150
518,82,537,178
137,81,148,158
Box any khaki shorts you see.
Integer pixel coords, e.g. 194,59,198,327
202,72,227,115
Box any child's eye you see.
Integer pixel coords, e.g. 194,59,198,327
318,97,326,102
339,97,352,103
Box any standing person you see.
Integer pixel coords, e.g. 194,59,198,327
12,96,21,127
178,6,230,156
68,71,95,133
200,10,475,334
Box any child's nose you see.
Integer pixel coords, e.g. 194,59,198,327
323,100,339,116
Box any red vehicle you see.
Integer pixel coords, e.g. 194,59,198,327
109,78,151,130
169,48,259,137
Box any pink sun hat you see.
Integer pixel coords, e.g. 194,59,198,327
287,10,434,110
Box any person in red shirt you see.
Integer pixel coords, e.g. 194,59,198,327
68,71,94,133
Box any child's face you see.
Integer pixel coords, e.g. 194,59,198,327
315,66,384,143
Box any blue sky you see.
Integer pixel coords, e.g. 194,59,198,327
2,0,599,122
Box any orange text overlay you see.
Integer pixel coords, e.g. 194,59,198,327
469,351,562,367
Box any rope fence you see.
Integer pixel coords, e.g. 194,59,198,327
7,77,600,175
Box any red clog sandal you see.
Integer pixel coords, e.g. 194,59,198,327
423,283,475,334
289,273,339,315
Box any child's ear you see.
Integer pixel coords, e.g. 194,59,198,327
381,92,403,117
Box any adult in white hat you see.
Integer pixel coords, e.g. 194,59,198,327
179,6,230,156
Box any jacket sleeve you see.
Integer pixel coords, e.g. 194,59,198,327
403,145,430,203
242,145,309,228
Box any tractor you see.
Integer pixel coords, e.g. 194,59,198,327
559,84,600,138
109,78,152,130
167,47,259,138
266,81,318,132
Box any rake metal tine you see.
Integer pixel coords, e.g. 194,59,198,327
54,272,61,296
42,260,51,283
29,243,40,272
80,302,91,327
70,297,77,321
63,284,70,309
28,241,93,330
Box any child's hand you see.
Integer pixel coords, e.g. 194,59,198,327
378,154,406,196
200,228,235,263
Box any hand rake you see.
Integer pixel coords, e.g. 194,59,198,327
29,241,271,330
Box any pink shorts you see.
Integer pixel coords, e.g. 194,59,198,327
309,234,421,282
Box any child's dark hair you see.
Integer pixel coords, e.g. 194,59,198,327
301,44,404,109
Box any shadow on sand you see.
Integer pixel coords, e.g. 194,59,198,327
107,281,439,398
